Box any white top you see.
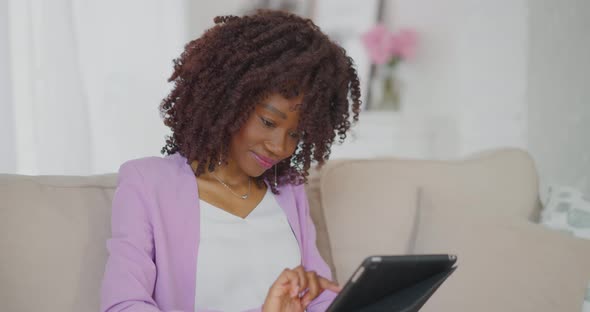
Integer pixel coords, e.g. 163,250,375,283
195,188,301,312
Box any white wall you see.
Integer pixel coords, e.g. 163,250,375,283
73,1,187,174
386,0,529,159
5,0,186,175
0,0,16,173
386,0,590,195
527,0,590,196
186,0,244,40
3,1,588,187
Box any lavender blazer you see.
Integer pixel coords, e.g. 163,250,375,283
100,153,336,312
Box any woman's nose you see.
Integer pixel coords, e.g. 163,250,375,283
266,132,291,158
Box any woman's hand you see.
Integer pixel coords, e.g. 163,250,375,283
262,266,341,312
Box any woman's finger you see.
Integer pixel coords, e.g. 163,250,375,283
301,271,320,307
294,266,308,295
270,268,299,298
318,276,342,293
284,269,301,298
264,268,307,312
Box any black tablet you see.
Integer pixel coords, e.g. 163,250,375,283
326,254,457,312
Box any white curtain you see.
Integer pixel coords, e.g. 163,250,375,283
2,0,187,175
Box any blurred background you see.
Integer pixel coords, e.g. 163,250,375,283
0,0,589,200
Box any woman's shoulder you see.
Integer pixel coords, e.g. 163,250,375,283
280,182,308,206
117,152,192,186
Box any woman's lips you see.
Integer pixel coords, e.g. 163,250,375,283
251,152,275,169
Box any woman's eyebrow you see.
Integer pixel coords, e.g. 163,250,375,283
262,103,287,119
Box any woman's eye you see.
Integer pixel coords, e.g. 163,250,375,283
260,117,275,128
289,131,300,139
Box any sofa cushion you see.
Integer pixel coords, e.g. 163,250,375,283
418,149,541,221
319,161,419,284
0,174,116,312
325,149,540,221
413,189,590,312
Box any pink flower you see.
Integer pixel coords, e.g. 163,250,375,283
391,29,418,60
361,24,396,65
362,25,419,65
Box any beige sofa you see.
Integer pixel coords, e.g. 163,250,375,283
1,148,590,311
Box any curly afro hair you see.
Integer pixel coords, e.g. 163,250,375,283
159,9,361,193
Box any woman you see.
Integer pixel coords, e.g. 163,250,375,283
100,9,361,312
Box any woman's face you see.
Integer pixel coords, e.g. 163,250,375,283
229,93,303,178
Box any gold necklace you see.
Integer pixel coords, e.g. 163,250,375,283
210,171,251,200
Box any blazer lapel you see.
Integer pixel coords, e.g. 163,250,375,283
169,153,200,312
270,183,303,257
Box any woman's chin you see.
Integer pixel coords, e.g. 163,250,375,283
243,164,267,178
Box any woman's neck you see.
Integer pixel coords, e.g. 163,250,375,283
192,159,250,187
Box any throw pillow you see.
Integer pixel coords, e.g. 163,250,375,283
413,189,590,312
319,160,419,283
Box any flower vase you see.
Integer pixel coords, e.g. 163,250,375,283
371,65,401,111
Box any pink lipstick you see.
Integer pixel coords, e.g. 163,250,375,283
251,152,275,169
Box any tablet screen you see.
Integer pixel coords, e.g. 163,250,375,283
326,254,457,312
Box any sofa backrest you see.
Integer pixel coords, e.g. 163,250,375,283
0,148,541,311
314,148,541,283
0,174,116,312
